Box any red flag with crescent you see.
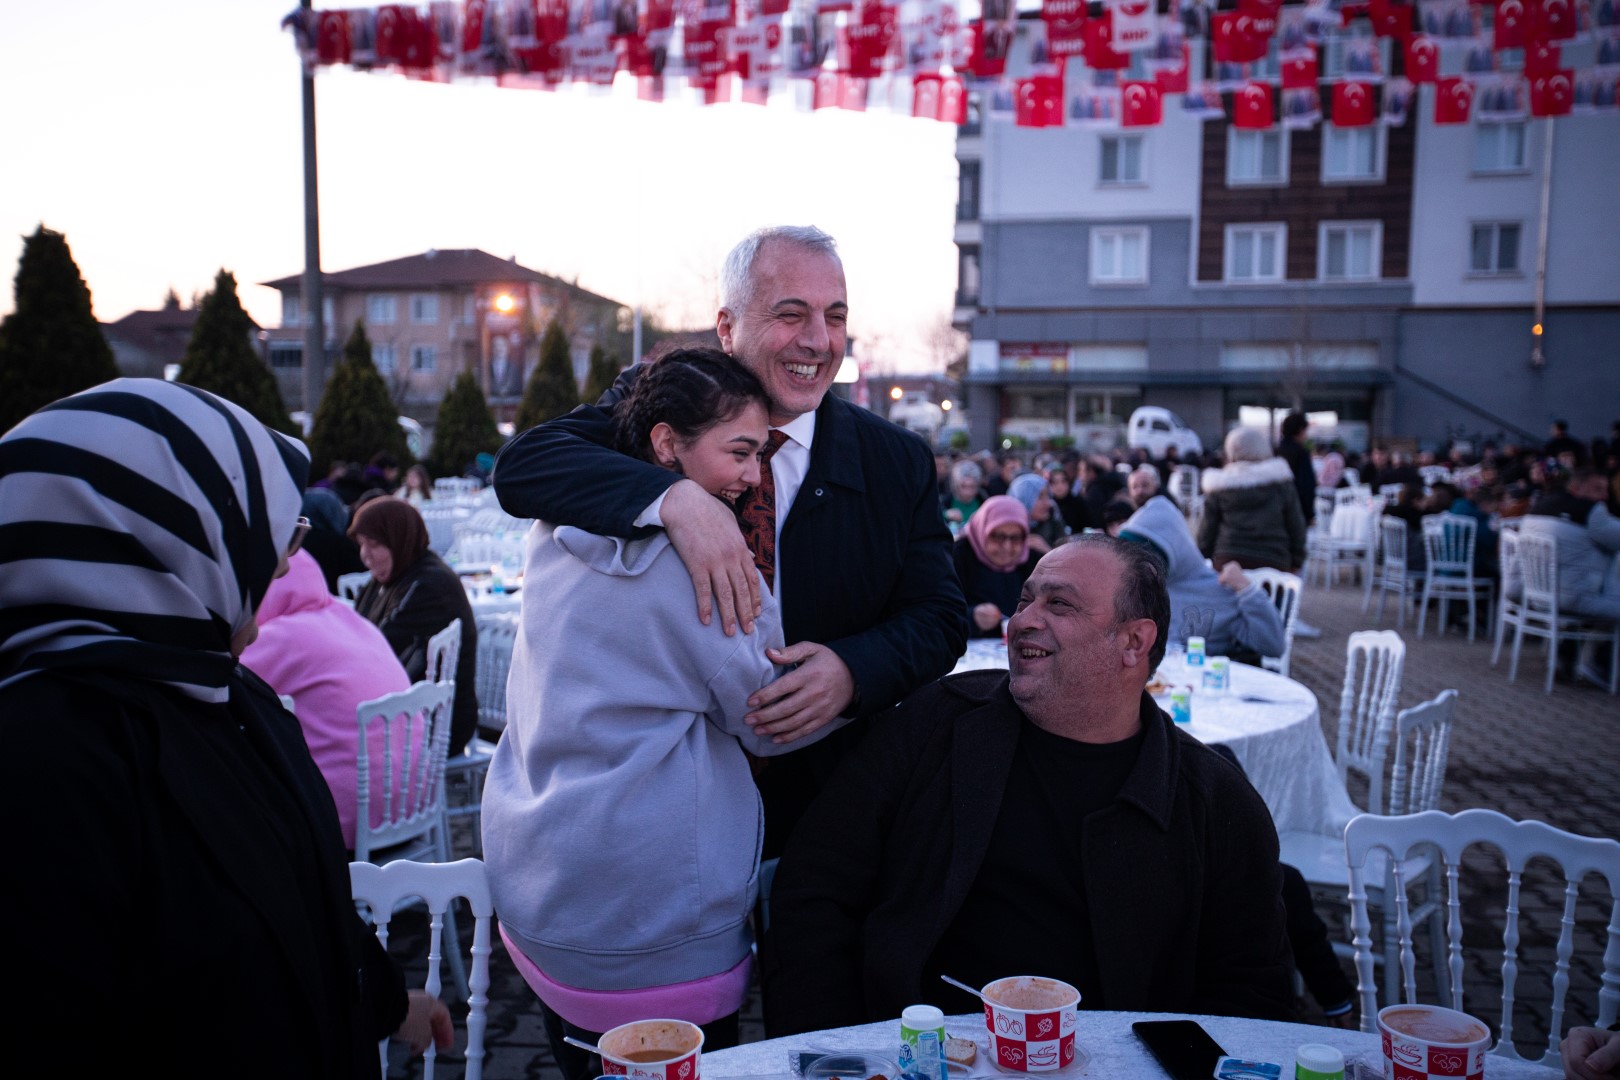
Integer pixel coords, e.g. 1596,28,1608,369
1494,0,1527,47
1333,81,1376,124
1015,74,1065,127
1434,76,1474,122
1154,42,1190,92
1529,69,1574,114
1529,0,1576,41
938,74,967,124
1121,80,1163,125
1213,12,1269,62
1524,40,1561,76
317,10,352,64
1233,80,1275,127
1084,13,1133,68
1404,35,1439,83
1282,52,1318,88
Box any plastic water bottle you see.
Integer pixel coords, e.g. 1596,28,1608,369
899,1005,947,1080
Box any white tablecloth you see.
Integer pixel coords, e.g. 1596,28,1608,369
948,647,1357,837
703,1013,1561,1079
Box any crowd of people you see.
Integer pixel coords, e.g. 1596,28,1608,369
1,224,1616,1079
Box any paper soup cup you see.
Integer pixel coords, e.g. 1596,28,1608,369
1376,1004,1490,1080
981,976,1081,1073
598,1019,704,1080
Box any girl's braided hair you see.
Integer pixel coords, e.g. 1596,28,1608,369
611,345,771,465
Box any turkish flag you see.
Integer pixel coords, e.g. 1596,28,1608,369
644,0,676,31
839,74,868,110
969,22,1009,78
1084,13,1133,68
1434,76,1474,122
1212,12,1269,63
912,72,942,118
938,74,968,124
400,8,438,67
1529,68,1574,114
1404,35,1439,83
1367,0,1414,37
1233,80,1275,127
1043,0,1089,52
316,10,351,64
1121,80,1164,125
1239,0,1279,38
1494,0,1527,47
537,0,570,43
1282,52,1318,88
813,69,842,108
1524,39,1561,75
1154,43,1190,93
1333,81,1377,124
375,6,407,63
1015,74,1065,127
1529,0,1576,41
758,0,790,14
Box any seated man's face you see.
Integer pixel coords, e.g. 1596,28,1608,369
1006,545,1131,714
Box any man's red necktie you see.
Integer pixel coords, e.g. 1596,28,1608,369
738,430,790,590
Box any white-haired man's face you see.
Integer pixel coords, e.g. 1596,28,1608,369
717,240,847,425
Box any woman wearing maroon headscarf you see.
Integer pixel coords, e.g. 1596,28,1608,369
349,497,479,755
952,494,1039,638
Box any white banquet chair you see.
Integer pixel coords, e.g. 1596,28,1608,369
1345,808,1620,1066
337,570,373,603
1282,690,1459,1005
354,680,466,998
1416,513,1493,642
431,620,498,856
1334,630,1406,814
1369,517,1422,628
1247,568,1302,679
350,858,493,1080
1495,531,1620,694
474,612,520,735
1307,501,1375,589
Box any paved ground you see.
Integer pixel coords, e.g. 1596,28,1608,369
383,577,1619,1078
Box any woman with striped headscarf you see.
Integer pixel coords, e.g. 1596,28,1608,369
0,379,449,1073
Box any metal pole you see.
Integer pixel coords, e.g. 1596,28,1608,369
1531,117,1554,370
300,0,326,415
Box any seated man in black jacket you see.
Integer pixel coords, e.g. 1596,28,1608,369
764,535,1295,1035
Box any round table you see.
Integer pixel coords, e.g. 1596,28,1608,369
702,1012,1562,1079
949,646,1358,838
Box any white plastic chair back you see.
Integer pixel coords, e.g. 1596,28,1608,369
1379,483,1406,505
1518,530,1560,614
350,859,493,1080
474,613,519,733
434,477,481,498
1248,568,1302,678
1418,465,1453,487
427,619,462,687
1386,689,1458,817
354,680,454,863
1342,467,1360,486
1337,629,1406,814
1334,485,1372,510
1344,809,1620,1061
338,571,373,602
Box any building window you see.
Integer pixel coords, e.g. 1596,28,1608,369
282,295,301,327
1318,222,1382,281
373,344,397,373
957,161,980,222
1474,122,1528,173
957,245,981,306
1322,124,1384,182
268,344,303,369
411,345,437,372
1091,227,1149,284
368,295,398,325
1227,128,1287,186
1321,34,1390,80
1225,224,1287,283
1099,135,1144,185
409,293,439,323
1470,222,1522,274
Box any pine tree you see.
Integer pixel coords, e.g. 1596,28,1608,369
178,269,296,434
308,321,412,478
514,319,580,432
0,224,119,432
581,344,624,405
429,372,505,479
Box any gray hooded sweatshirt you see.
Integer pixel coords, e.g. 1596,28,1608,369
483,522,843,992
1122,496,1287,659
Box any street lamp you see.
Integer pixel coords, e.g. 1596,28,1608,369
890,385,904,401
494,293,516,315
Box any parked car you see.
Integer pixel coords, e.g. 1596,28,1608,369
1126,407,1203,458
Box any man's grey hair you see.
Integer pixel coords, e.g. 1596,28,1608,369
720,226,841,311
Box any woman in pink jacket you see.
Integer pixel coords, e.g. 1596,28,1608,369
241,549,412,849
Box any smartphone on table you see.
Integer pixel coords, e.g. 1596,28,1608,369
1132,1020,1228,1080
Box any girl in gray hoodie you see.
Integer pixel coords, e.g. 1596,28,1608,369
481,349,852,1074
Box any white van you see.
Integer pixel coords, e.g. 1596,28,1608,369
1126,407,1203,458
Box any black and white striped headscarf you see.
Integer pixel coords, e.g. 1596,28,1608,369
0,379,310,703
